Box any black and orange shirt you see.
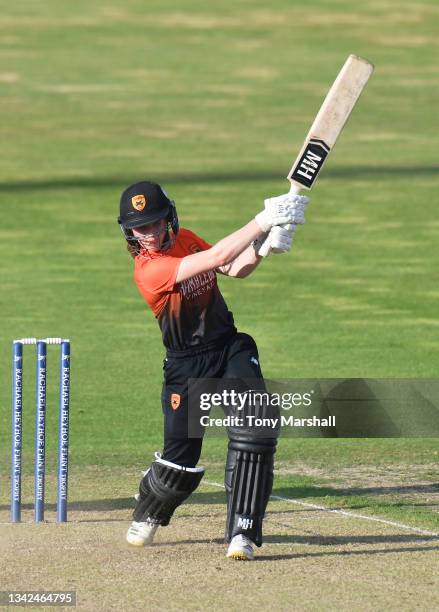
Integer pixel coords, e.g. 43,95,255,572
134,228,236,352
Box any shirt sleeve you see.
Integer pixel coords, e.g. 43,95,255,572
135,256,181,295
195,234,212,251
181,228,212,251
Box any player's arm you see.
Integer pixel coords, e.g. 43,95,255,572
216,243,263,278
175,197,303,284
176,219,262,284
218,204,308,278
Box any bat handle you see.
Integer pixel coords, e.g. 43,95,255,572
288,180,302,195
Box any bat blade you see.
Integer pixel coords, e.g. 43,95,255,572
259,55,373,257
288,54,374,193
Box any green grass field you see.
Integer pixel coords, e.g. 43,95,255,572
0,1,438,608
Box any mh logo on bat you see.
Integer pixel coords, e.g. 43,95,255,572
290,138,330,188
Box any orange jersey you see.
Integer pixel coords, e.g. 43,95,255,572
134,228,236,351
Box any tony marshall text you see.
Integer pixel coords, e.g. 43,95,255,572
200,415,336,428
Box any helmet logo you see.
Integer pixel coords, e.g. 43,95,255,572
131,194,147,211
171,393,181,410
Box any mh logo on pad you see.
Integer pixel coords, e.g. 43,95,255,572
237,517,253,530
290,138,330,189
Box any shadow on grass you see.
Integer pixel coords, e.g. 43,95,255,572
156,538,225,546
159,534,439,547
263,534,439,545
273,483,439,499
0,165,438,192
1,480,435,513
0,491,225,514
0,499,136,513
256,545,439,562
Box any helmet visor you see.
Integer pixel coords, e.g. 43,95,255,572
119,205,169,230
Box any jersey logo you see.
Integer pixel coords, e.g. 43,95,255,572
171,393,181,410
131,194,147,211
189,243,201,253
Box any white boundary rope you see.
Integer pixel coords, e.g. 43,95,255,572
204,480,439,538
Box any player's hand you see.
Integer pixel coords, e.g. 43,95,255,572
254,224,296,256
267,193,309,226
255,193,310,232
270,223,297,254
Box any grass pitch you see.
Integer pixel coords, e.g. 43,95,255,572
0,0,438,609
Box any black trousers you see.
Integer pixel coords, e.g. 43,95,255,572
161,332,263,467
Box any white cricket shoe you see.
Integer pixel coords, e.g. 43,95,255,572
226,534,254,561
126,520,159,547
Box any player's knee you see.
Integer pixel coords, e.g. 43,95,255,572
134,452,205,525
162,437,203,468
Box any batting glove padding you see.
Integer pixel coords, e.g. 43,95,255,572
255,223,297,256
255,193,310,232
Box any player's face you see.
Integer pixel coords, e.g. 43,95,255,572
132,219,167,252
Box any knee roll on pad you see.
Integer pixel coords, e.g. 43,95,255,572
133,452,205,525
225,438,276,547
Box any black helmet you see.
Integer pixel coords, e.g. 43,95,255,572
118,181,179,255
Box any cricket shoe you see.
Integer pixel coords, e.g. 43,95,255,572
126,520,159,547
226,534,254,561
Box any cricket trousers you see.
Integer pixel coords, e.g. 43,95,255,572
161,332,264,467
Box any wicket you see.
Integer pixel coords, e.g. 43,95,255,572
11,337,71,523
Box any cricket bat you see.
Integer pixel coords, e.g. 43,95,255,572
260,54,374,256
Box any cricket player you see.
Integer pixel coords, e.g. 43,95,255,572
118,180,309,560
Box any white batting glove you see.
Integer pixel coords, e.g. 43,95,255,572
252,232,269,255
254,224,296,256
255,192,310,232
270,223,297,253
269,193,309,225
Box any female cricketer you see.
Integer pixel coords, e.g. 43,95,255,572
118,180,309,560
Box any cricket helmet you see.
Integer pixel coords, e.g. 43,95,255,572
118,181,179,255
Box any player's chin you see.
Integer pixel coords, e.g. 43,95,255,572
140,240,159,251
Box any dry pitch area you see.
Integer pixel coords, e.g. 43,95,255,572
1,476,438,611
